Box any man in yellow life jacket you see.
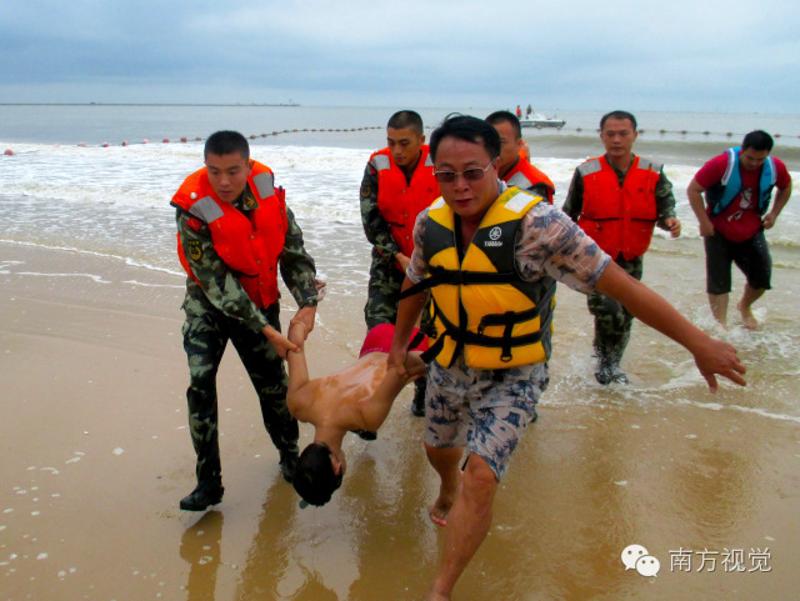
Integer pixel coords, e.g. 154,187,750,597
388,115,745,601
360,110,440,416
172,131,321,511
486,110,555,203
563,110,681,385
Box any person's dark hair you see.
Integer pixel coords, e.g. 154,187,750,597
429,114,501,162
387,110,424,135
600,110,638,131
292,442,343,507
204,130,250,160
486,110,522,139
742,130,774,152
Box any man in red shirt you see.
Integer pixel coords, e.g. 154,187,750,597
687,130,792,329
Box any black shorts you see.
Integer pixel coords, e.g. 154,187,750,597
704,230,772,295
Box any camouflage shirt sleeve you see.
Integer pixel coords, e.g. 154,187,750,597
176,209,269,332
360,162,401,258
654,170,678,229
515,203,610,294
561,168,584,222
278,206,319,308
406,207,432,284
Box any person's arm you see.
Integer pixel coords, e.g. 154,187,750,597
360,353,426,430
687,178,715,237
561,168,583,222
279,206,319,336
763,181,792,229
388,211,431,374
595,262,746,391
655,170,681,237
286,322,310,394
359,163,402,262
387,278,428,375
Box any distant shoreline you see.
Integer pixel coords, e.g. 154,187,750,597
0,102,301,107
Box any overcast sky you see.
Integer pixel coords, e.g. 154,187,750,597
2,0,798,112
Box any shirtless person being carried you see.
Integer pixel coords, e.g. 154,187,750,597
285,322,427,506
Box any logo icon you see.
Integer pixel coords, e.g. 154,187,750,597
489,226,502,241
621,544,661,577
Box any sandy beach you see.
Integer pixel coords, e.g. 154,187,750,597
2,237,799,601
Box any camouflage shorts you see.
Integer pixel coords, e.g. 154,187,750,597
423,358,549,479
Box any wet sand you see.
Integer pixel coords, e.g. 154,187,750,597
1,241,799,601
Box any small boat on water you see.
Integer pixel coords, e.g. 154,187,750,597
520,112,566,130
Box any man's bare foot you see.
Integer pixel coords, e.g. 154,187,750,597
428,500,450,527
428,480,459,527
737,301,759,330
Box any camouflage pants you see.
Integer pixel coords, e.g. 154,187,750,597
364,249,434,335
181,295,298,485
586,256,643,366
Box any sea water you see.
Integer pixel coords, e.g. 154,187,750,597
2,104,799,423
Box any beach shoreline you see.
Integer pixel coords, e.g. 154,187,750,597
2,241,799,600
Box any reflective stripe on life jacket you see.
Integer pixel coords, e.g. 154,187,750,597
503,152,555,204
172,160,288,308
576,155,660,261
707,147,776,216
414,187,556,369
371,145,440,260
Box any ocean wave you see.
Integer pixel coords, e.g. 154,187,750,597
0,238,184,277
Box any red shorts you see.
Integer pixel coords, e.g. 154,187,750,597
359,323,429,358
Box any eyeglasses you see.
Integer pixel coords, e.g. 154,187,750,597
433,163,492,184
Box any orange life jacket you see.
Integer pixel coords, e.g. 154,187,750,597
172,160,288,308
371,145,440,260
576,155,660,261
503,153,555,204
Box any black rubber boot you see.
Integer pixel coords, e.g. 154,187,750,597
279,448,299,483
179,480,224,511
595,357,629,385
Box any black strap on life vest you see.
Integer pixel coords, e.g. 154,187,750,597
425,289,555,366
399,265,517,300
406,329,426,352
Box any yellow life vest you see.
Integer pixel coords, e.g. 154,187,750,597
418,187,556,369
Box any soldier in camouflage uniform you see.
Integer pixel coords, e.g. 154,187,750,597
174,131,320,511
563,110,681,385
360,110,440,416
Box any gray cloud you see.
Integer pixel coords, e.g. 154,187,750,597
1,0,797,111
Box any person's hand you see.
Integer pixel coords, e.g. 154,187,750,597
262,325,298,359
388,346,408,378
290,305,316,339
692,335,746,392
404,352,428,379
698,220,715,238
664,217,681,238
395,253,411,273
287,321,307,350
762,213,778,229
